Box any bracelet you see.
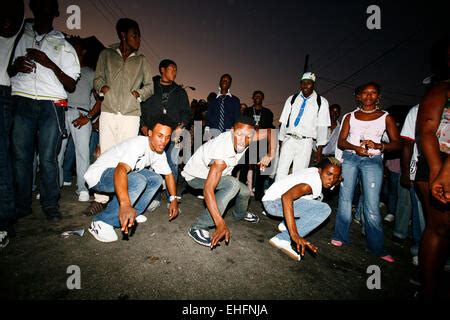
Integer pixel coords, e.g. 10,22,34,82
86,113,93,120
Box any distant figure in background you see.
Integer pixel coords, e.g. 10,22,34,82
205,74,241,139
317,104,341,162
240,102,247,114
277,72,330,180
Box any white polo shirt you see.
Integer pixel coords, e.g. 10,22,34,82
10,22,80,101
262,167,323,201
84,136,172,188
278,91,331,145
181,131,246,181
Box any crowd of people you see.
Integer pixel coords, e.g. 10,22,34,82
1,0,449,299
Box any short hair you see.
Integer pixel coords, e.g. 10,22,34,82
318,157,342,170
146,114,177,131
220,74,232,83
159,59,177,73
329,104,341,111
234,115,255,127
252,90,265,99
116,18,140,38
29,0,59,17
357,82,381,95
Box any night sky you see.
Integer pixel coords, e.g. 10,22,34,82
25,0,446,121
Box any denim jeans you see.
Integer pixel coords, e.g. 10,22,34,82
57,108,92,194
387,170,400,215
0,86,15,229
394,185,425,256
93,168,163,227
12,96,64,214
63,135,75,183
263,198,331,242
333,151,386,256
187,175,250,230
89,129,99,164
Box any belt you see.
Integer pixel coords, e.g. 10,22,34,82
54,99,68,108
68,106,90,113
286,133,312,140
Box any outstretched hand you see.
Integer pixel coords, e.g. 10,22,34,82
291,233,318,256
210,223,230,250
119,204,136,235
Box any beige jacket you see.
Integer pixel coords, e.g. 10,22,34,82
94,44,153,116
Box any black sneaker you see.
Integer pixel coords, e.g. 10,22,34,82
188,228,211,247
0,231,9,249
82,201,107,216
244,212,260,223
44,207,62,222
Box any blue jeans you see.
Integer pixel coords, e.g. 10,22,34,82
263,198,331,242
89,129,99,164
63,135,75,183
333,151,386,256
394,185,425,256
0,86,15,229
58,108,92,194
387,170,400,215
93,168,163,227
12,96,64,214
187,176,250,230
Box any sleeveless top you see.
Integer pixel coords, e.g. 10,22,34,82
436,95,450,154
346,110,388,156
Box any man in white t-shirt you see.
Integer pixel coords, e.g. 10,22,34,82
85,116,180,243
182,116,260,249
262,158,342,261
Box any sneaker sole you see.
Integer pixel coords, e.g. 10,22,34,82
88,227,117,243
187,230,211,247
269,238,301,261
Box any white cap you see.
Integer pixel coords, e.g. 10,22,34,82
301,72,316,82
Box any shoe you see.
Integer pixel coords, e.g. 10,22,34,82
384,214,395,222
269,235,301,261
44,207,62,222
244,212,259,223
381,255,395,263
78,191,90,202
188,228,211,247
36,193,40,200
0,231,9,249
412,256,419,266
278,221,287,232
330,239,343,247
88,220,118,242
147,199,161,213
197,195,205,200
135,215,147,224
63,181,72,187
82,201,107,216
261,210,267,216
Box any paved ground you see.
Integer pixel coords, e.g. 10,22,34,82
1,181,449,301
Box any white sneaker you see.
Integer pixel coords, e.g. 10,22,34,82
36,193,40,200
278,221,287,232
269,235,301,261
412,256,419,266
147,199,161,213
78,191,90,202
63,181,72,187
384,214,395,222
197,195,204,200
135,215,147,223
88,221,118,242
0,231,9,249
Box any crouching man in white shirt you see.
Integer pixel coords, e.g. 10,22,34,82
182,116,261,249
262,157,342,261
84,115,180,242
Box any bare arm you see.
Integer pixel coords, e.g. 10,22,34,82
114,163,135,234
164,173,179,221
204,160,230,249
281,183,319,256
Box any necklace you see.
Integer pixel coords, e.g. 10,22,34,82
359,107,379,114
33,31,48,48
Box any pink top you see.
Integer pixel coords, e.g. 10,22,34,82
347,111,388,156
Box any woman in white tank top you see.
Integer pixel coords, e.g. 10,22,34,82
331,82,401,263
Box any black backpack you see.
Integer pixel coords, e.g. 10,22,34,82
285,92,322,128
